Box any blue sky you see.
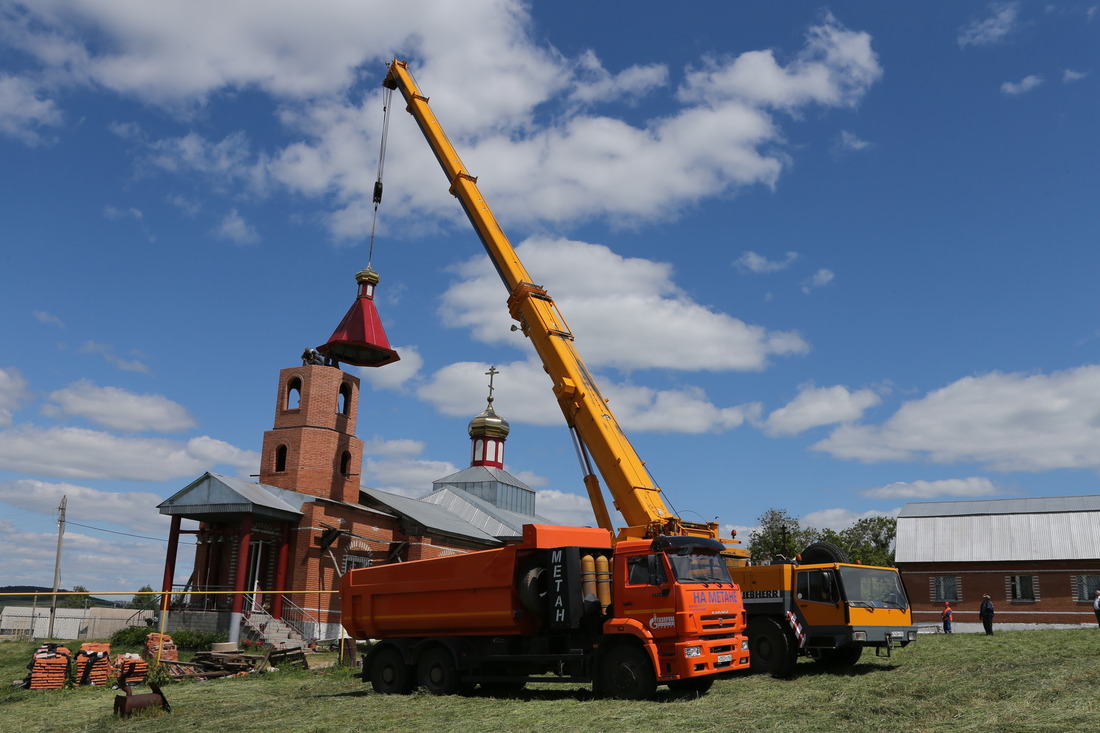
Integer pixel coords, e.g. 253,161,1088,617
1,1,1098,594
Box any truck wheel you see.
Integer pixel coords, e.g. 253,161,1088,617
801,541,849,564
417,647,462,695
599,645,657,700
813,644,863,667
747,617,797,678
368,646,414,695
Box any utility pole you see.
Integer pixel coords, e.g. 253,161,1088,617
47,496,67,639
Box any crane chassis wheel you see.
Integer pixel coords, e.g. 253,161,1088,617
747,617,797,678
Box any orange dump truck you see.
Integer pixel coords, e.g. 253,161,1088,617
341,524,749,698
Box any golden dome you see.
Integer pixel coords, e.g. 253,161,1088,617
469,401,510,439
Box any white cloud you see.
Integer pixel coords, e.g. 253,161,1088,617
1,5,886,240
147,131,255,180
835,130,872,153
214,208,260,245
417,359,561,426
78,341,151,374
1001,74,1043,96
43,381,196,432
0,367,31,427
415,356,762,435
764,384,882,436
802,268,834,293
0,74,62,145
734,251,799,273
533,488,599,527
0,479,172,533
271,12,880,239
357,345,423,391
33,311,65,328
862,477,1000,500
441,237,809,372
958,2,1022,47
567,50,668,106
363,455,459,497
678,12,882,110
814,365,1100,471
801,506,899,532
598,382,760,434
1063,69,1088,83
0,518,190,592
363,436,428,459
104,205,143,220
0,426,257,480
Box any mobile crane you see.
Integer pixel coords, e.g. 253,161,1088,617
339,60,751,699
341,60,912,692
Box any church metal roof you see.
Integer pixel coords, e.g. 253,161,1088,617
418,486,554,540
157,472,307,522
359,487,502,545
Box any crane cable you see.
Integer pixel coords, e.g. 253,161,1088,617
367,84,394,267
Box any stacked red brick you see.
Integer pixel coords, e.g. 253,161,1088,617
74,642,111,686
26,644,72,690
143,632,177,662
112,653,149,685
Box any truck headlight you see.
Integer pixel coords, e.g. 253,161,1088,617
684,646,702,658
908,631,917,641
852,631,867,641
741,639,749,651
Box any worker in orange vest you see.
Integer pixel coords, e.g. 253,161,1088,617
941,602,954,633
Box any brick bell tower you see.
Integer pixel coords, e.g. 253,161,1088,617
259,361,363,505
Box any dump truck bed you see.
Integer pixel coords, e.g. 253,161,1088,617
341,524,611,639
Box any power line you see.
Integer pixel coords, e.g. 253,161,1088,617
66,519,171,541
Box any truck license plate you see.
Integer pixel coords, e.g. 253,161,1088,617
890,631,905,639
717,653,732,664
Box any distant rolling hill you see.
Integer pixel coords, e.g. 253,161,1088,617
0,586,118,608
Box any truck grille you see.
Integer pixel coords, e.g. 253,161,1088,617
699,615,740,635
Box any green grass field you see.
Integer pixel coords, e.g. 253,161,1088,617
2,629,1098,732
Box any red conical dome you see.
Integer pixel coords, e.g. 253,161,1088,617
316,266,400,368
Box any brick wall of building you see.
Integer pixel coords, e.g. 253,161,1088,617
901,559,1100,625
259,365,362,504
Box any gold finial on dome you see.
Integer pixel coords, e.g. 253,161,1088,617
468,366,510,438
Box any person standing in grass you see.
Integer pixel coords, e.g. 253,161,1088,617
942,602,953,633
1093,590,1100,628
979,595,995,635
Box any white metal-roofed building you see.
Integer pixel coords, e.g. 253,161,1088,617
896,496,1100,627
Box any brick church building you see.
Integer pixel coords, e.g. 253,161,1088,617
157,358,548,644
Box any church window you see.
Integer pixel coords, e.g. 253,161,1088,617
338,382,353,415
286,377,302,410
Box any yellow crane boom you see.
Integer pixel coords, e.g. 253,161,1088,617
384,59,729,544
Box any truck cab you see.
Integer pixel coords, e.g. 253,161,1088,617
733,561,917,676
604,536,749,692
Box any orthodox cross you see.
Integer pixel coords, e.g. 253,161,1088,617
485,365,499,405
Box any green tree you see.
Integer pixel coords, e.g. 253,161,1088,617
839,516,897,567
61,585,90,609
747,508,819,564
129,585,158,610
